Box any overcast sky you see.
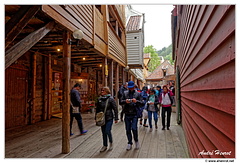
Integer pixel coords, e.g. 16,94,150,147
131,5,174,51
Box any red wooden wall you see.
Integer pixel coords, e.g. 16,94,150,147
174,5,235,158
5,66,29,129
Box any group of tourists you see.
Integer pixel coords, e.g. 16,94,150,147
69,81,175,153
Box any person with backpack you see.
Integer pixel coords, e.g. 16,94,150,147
159,85,173,130
140,86,149,127
117,83,128,121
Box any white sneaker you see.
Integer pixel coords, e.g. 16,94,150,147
126,144,132,151
135,141,140,150
100,146,107,152
108,143,113,151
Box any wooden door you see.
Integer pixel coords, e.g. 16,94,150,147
5,67,28,129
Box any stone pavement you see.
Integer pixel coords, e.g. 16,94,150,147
5,111,189,158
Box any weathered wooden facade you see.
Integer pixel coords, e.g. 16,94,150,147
5,5,128,131
172,5,235,158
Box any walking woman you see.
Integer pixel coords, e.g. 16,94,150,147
95,87,119,152
146,89,159,132
159,85,173,130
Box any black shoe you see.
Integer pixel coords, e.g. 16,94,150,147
167,127,170,130
162,127,165,130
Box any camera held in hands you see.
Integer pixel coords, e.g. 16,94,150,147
127,99,133,102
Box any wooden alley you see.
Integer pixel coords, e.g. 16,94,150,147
5,112,189,158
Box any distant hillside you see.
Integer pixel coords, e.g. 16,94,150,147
157,44,174,65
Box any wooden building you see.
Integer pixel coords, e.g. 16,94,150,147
172,5,235,158
125,5,145,88
5,5,128,131
145,60,175,87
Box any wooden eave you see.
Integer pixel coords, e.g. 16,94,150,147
5,5,105,70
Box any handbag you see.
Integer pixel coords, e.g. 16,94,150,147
70,102,80,113
96,98,109,126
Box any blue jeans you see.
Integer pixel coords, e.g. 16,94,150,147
70,113,84,134
101,119,113,147
124,114,138,145
148,111,158,128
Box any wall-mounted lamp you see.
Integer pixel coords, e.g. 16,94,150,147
83,57,86,60
69,29,84,45
73,29,84,40
124,65,130,72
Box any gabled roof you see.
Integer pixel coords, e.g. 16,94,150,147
126,15,143,31
146,60,174,80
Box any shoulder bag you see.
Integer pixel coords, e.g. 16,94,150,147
96,98,109,126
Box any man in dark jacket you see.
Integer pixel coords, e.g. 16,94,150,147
120,81,143,151
117,82,128,121
70,83,88,136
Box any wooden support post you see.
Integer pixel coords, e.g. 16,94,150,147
47,54,52,120
109,60,113,94
31,53,37,124
62,31,71,154
115,63,119,102
102,58,108,87
43,56,48,120
102,5,109,54
122,67,126,84
96,70,99,94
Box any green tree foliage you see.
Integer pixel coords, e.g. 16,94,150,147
157,44,174,65
144,45,160,72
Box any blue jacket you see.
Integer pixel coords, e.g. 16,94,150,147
70,89,81,107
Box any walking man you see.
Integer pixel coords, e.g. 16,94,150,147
70,83,88,136
117,82,128,121
120,81,143,150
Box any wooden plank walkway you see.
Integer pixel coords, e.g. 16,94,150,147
5,111,189,158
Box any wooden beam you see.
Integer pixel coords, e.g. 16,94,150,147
5,5,41,48
62,30,71,154
5,21,55,69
